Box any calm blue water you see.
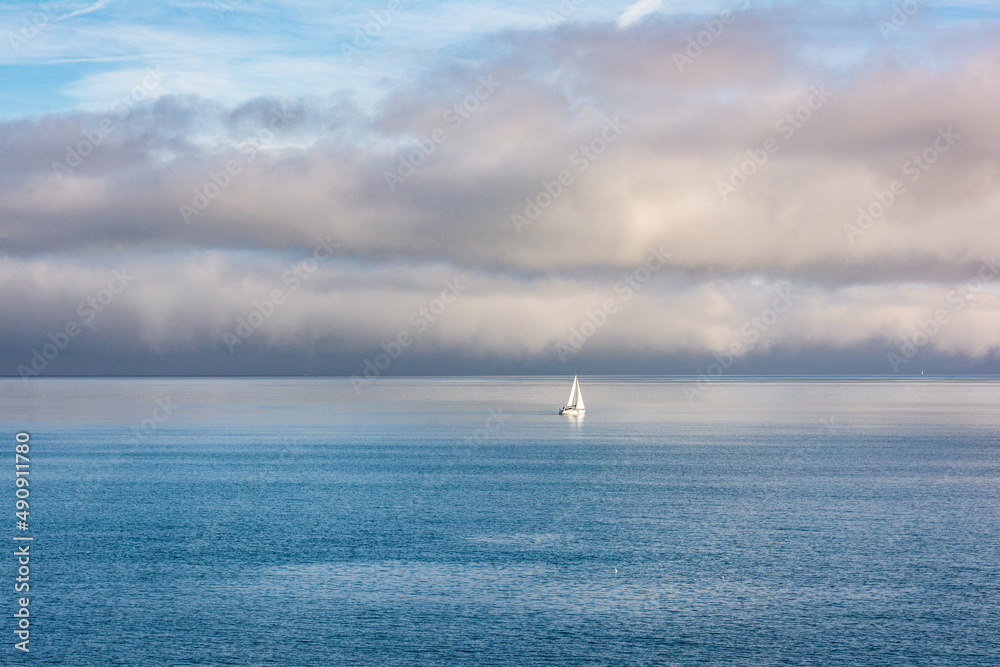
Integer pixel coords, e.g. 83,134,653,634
2,377,999,665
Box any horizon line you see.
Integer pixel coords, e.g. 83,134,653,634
4,374,1000,380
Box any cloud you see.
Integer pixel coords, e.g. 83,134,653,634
54,0,115,22
2,251,999,376
617,0,663,28
1,3,999,375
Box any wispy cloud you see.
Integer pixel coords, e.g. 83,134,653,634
54,0,115,22
617,0,663,28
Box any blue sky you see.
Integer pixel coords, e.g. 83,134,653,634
1,0,631,117
1,0,1000,376
4,0,995,118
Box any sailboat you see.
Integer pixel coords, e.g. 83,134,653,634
559,375,585,415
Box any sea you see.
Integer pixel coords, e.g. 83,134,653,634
2,376,999,665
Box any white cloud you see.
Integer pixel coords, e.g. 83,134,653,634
54,0,115,23
617,0,663,28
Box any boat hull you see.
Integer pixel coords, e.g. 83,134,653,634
559,407,585,416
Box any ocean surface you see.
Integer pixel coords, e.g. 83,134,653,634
2,377,999,665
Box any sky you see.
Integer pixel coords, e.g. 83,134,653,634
1,0,999,378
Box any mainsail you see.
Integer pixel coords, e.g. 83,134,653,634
560,375,585,414
566,375,579,408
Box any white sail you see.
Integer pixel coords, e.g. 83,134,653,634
560,375,585,414
566,375,579,407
